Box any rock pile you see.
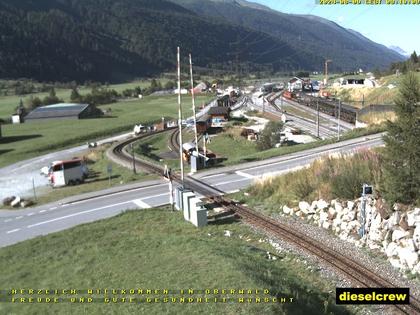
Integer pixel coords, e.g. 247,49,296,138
2,196,34,208
282,198,420,275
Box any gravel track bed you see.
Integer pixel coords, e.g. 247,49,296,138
243,209,420,315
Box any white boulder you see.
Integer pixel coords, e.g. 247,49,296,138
283,205,292,215
319,210,329,223
316,199,329,210
389,258,403,269
407,208,420,227
322,221,331,230
328,207,337,220
298,201,311,214
388,211,401,227
398,247,419,269
10,196,21,207
385,242,398,257
392,229,409,242
347,201,355,211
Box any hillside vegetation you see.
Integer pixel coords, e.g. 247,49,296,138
0,0,404,82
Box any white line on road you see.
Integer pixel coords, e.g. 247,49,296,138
6,228,20,234
213,178,250,187
142,193,169,201
202,173,227,179
15,216,23,220
4,219,12,223
39,210,47,213
66,184,168,206
235,171,255,179
49,207,57,210
27,213,35,216
132,199,151,209
27,201,132,229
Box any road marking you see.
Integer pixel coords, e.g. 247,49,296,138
65,184,168,206
27,213,35,216
142,193,169,200
4,219,12,223
6,228,20,234
49,207,57,210
213,178,250,187
132,199,151,209
202,173,226,179
27,201,132,229
235,171,255,179
15,216,23,220
39,210,47,213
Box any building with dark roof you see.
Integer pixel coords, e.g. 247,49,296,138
207,106,230,128
24,103,103,122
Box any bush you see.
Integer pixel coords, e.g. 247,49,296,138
256,121,284,150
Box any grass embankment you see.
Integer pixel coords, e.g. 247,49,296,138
327,72,420,109
33,145,157,206
233,150,384,215
210,125,385,167
0,94,213,168
0,209,354,315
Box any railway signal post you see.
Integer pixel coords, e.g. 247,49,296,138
359,184,373,238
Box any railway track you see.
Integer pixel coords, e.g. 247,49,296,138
110,130,420,314
169,128,180,155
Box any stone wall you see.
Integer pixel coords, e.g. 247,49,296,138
282,198,420,275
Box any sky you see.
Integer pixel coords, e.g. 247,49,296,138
252,0,419,55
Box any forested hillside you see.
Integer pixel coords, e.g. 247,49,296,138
171,0,404,73
0,0,404,82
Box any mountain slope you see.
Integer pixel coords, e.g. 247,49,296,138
0,0,299,82
0,0,404,82
171,0,404,72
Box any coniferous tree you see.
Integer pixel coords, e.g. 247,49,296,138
70,87,81,102
382,72,420,205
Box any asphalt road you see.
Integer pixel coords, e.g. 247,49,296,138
0,133,384,248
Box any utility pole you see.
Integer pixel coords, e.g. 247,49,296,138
130,143,136,174
337,99,341,141
189,54,199,153
177,47,184,187
32,177,37,202
324,59,332,86
262,97,265,115
316,99,320,138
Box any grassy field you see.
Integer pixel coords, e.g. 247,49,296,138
0,208,356,315
0,79,170,120
0,94,213,168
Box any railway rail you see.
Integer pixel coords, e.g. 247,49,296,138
109,130,420,314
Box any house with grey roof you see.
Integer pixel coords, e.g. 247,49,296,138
24,103,103,122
